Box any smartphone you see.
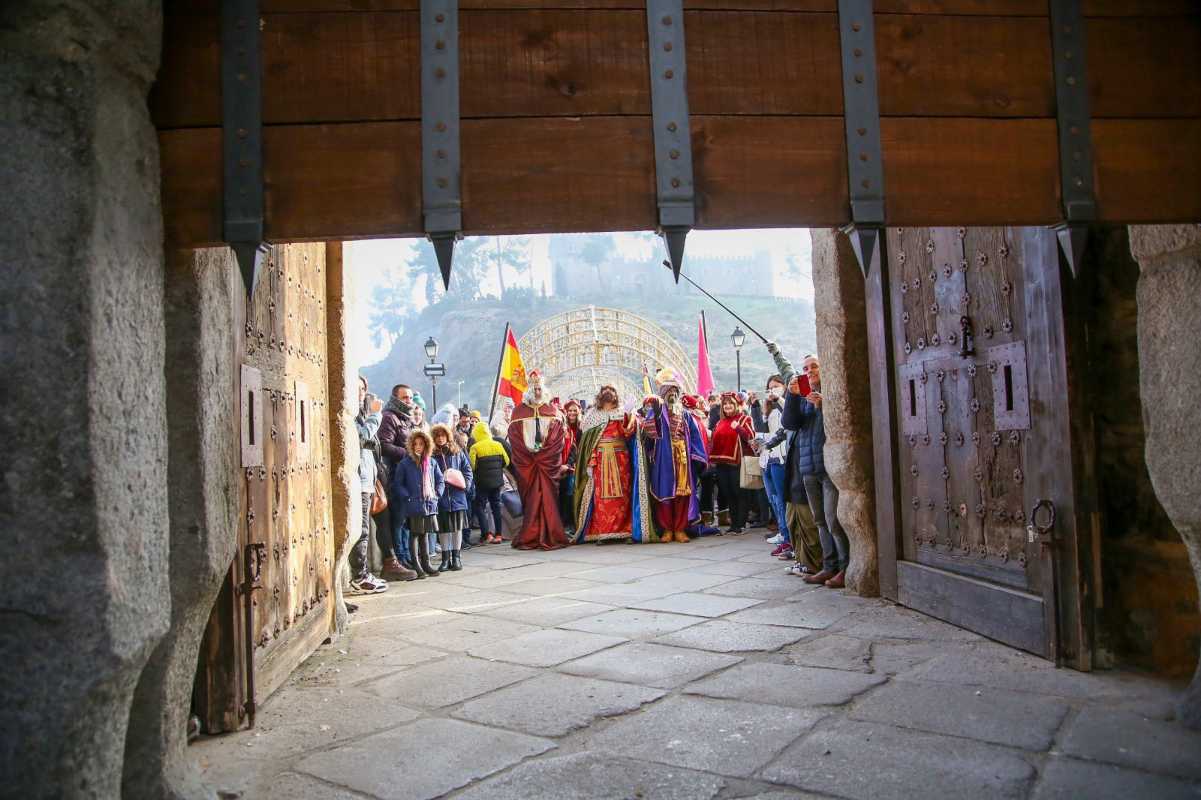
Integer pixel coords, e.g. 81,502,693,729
796,374,811,397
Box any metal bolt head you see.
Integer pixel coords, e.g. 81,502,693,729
664,41,673,52
667,121,677,132
662,14,672,25
670,178,680,188
664,69,674,79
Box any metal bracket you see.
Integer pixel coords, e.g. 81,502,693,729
221,0,268,297
1049,0,1095,278
646,0,695,283
837,0,885,278
421,0,462,289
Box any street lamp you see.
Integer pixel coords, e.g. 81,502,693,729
731,326,746,392
456,380,465,409
424,336,439,407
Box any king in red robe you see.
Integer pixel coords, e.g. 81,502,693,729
507,371,573,550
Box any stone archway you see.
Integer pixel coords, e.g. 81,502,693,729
518,305,696,400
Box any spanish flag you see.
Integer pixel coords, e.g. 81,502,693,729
498,326,528,405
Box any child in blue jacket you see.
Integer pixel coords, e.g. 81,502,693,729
390,429,445,579
431,423,474,572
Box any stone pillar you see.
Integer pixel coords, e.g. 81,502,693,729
0,1,168,796
122,249,242,799
1129,224,1201,729
810,229,879,596
325,242,360,634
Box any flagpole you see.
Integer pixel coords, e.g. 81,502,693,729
700,309,710,352
664,260,768,343
487,322,511,423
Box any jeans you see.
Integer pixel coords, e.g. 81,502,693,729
715,464,747,529
372,505,394,560
388,488,411,562
350,492,372,580
802,472,849,573
475,487,503,535
763,460,789,542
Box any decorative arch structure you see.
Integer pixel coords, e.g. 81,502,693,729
519,306,696,403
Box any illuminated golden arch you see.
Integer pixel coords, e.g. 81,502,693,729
518,306,696,402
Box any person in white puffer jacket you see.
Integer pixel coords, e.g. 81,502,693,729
750,375,791,557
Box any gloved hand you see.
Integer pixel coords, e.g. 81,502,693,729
766,340,780,356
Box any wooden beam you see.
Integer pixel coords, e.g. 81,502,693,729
151,10,1200,129
159,115,1201,247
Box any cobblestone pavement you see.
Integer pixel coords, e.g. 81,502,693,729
191,535,1201,799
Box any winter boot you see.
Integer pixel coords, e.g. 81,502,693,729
381,556,418,582
450,550,463,571
437,549,451,572
416,535,439,578
718,509,731,527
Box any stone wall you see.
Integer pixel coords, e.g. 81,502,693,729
1129,224,1201,729
0,0,168,795
810,229,879,596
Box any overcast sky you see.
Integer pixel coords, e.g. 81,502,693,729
345,229,813,367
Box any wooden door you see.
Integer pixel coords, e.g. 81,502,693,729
883,226,1094,665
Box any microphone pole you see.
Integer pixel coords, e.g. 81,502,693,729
663,260,769,344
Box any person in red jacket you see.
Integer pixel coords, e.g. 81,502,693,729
708,392,757,534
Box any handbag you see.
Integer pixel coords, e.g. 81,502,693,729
370,478,388,514
740,455,764,490
444,467,466,490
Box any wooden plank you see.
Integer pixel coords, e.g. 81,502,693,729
868,233,904,600
897,560,1048,656
157,11,1201,127
159,115,1201,246
171,0,1055,14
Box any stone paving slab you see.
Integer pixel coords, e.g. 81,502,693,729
686,662,886,708
295,718,555,800
837,604,986,642
550,546,661,565
591,695,823,778
453,673,666,736
451,752,726,800
723,601,841,630
1059,706,1201,781
498,577,605,597
363,655,536,708
470,596,616,627
395,613,538,652
867,639,946,675
346,606,459,635
679,543,768,561
761,718,1037,800
558,641,742,688
704,575,811,600
258,771,365,800
653,619,809,653
294,637,444,687
567,564,666,583
688,559,785,577
785,633,873,673
629,591,763,617
631,556,722,572
849,679,1070,751
1032,756,1201,800
467,628,626,667
628,571,739,595
559,608,708,639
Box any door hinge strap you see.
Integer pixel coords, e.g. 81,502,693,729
221,0,269,297
421,0,462,290
836,0,885,277
646,0,695,283
1049,0,1096,277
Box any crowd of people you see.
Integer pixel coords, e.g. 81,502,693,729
349,339,849,594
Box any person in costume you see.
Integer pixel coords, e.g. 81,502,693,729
681,394,720,537
640,369,709,543
558,399,583,536
572,386,655,543
506,370,573,550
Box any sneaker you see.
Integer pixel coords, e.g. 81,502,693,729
350,574,388,593
771,543,789,556
786,563,809,577
777,549,795,560
767,534,786,546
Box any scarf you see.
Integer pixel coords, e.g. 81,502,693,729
419,454,435,501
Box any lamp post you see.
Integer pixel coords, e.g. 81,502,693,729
456,380,465,409
424,336,439,407
731,326,746,392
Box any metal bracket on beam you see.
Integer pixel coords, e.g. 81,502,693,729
646,0,695,284
1049,0,1096,278
836,0,885,278
421,0,462,290
222,0,268,297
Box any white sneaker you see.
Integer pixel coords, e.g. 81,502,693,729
350,574,388,593
766,534,786,546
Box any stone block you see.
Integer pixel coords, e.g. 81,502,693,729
704,576,809,600
629,592,764,618
499,577,605,596
629,571,739,594
725,601,846,629
363,655,536,708
453,673,665,736
689,560,784,577
452,752,725,800
591,695,823,777
560,609,708,639
558,642,742,689
396,613,539,652
569,565,666,583
468,628,627,667
849,680,1069,751
761,719,1036,799
293,638,442,688
836,604,985,642
786,634,873,673
261,771,366,800
686,662,885,708
1060,707,1201,780
295,718,555,799
653,620,809,653
472,596,617,626
1032,756,1201,800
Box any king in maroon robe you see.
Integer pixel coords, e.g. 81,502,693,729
507,371,573,550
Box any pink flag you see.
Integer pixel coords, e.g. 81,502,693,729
696,315,715,397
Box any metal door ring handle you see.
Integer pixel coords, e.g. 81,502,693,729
1031,499,1056,533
